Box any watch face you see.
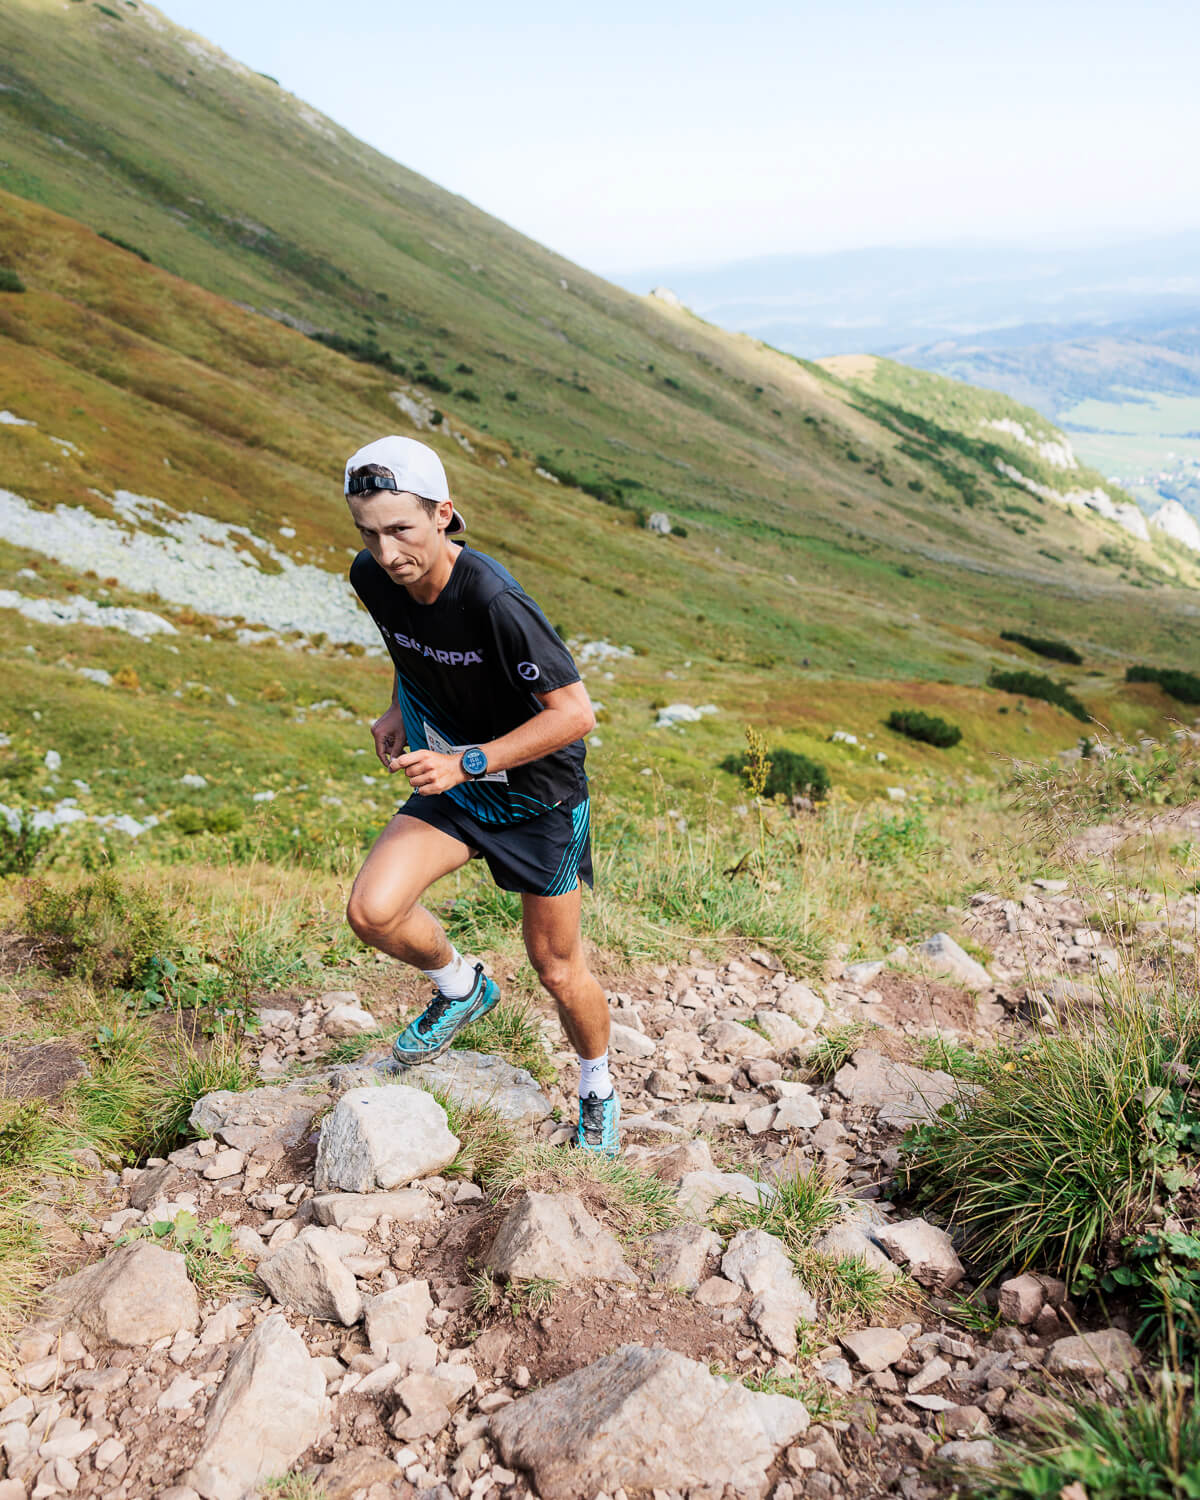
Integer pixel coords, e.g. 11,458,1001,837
462,747,487,777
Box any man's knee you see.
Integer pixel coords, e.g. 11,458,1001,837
530,949,577,997
346,885,408,944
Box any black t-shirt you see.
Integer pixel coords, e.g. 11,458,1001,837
349,544,587,825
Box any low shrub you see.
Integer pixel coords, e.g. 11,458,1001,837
98,231,150,263
988,669,1089,722
720,746,831,801
0,267,25,293
1000,630,1083,664
1127,664,1200,705
23,872,173,989
0,808,59,876
855,809,940,867
886,708,962,748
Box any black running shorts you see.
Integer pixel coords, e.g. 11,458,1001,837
397,791,594,898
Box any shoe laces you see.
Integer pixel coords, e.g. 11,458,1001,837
417,966,480,1034
579,1090,611,1143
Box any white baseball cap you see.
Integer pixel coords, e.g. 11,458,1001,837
343,435,465,534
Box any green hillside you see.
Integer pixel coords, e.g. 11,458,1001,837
1,0,1199,661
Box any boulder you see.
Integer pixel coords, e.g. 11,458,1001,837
189,1082,329,1152
874,1219,964,1294
487,1193,635,1285
323,1002,378,1038
915,933,992,990
999,1273,1045,1325
706,1020,771,1059
314,1085,459,1191
840,1327,909,1372
832,1048,962,1128
1045,1328,1140,1378
386,1049,552,1126
363,1282,433,1356
307,1448,399,1500
609,1022,656,1059
256,1228,362,1325
722,1228,816,1355
677,1169,773,1222
37,1241,199,1348
312,1191,431,1229
938,1439,998,1468
490,1344,808,1500
775,983,825,1027
646,1223,719,1291
753,1011,806,1052
184,1314,328,1500
129,1162,181,1211
774,1094,823,1131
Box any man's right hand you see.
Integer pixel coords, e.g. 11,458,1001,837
370,703,408,772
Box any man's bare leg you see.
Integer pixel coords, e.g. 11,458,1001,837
521,886,609,1058
346,814,473,966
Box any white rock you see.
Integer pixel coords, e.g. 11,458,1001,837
875,1219,964,1293
677,1170,773,1222
184,1314,329,1500
323,1003,378,1038
915,932,991,990
37,1240,199,1348
314,1085,459,1191
490,1343,808,1499
610,1022,656,1059
722,1228,817,1354
364,1282,434,1356
256,1228,362,1325
840,1327,909,1371
774,982,825,1027
487,1193,636,1285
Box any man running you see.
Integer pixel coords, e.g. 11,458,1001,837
342,435,619,1155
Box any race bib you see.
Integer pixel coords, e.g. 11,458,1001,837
423,721,508,782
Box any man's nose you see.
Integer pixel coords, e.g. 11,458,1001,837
378,537,401,566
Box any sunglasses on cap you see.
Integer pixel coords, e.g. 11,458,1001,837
346,471,407,496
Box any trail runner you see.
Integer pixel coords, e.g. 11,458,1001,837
342,435,619,1155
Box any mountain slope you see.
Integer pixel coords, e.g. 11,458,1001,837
0,0,1198,677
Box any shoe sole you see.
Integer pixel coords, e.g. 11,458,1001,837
390,982,501,1068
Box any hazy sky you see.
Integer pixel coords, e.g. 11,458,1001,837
153,0,1200,274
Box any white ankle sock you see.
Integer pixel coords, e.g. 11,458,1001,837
422,949,476,999
578,1052,613,1100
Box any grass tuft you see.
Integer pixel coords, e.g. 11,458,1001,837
971,1366,1200,1499
489,1143,678,1240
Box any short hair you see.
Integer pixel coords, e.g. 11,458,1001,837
347,463,440,520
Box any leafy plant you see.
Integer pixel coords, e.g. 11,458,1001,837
0,806,59,875
120,1210,252,1295
988,669,1089,722
855,809,940,867
886,709,962,748
23,872,173,989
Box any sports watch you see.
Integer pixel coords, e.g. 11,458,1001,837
460,746,489,779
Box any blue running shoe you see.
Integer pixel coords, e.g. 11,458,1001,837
390,964,500,1067
575,1089,620,1157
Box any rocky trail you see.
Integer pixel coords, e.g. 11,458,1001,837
1,869,1191,1500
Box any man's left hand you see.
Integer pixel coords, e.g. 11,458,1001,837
395,749,468,795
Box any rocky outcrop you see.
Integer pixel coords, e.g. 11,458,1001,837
490,1343,809,1499
487,1192,636,1285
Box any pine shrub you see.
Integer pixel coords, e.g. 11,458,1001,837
886,708,962,748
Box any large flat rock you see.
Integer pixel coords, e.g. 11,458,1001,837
392,1049,552,1125
490,1343,809,1500
189,1082,330,1152
832,1048,961,1128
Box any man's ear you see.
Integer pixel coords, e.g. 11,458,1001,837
437,498,455,533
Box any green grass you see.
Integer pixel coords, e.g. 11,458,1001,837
903,991,1200,1287
489,1142,678,1241
802,1023,871,1082
971,1367,1200,1500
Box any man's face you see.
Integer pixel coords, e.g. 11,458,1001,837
347,489,453,585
